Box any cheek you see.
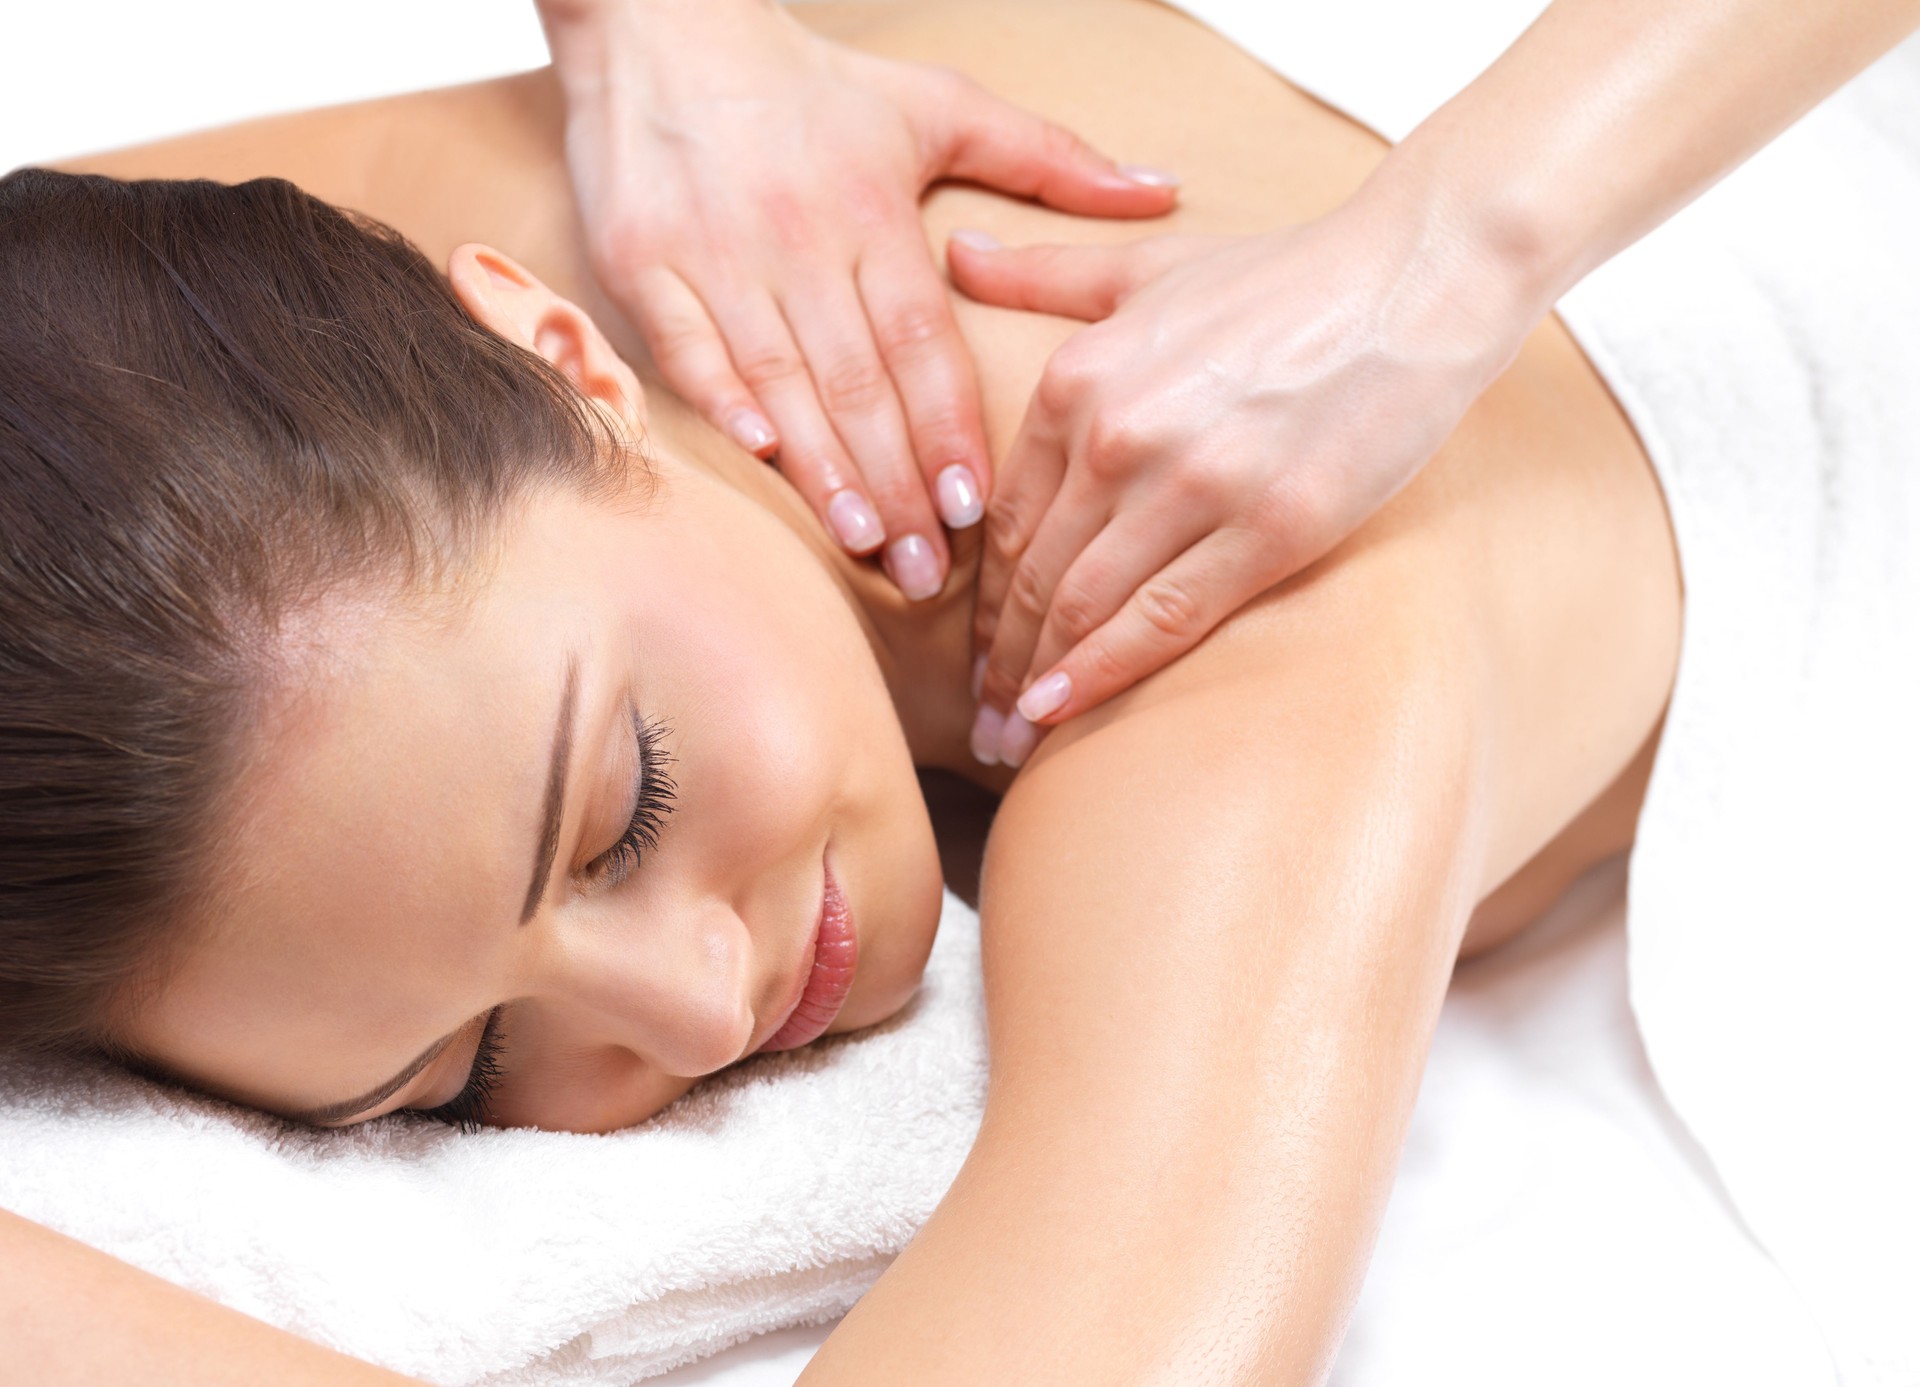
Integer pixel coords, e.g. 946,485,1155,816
633,527,883,870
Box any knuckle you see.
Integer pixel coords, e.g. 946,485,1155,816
1006,560,1051,620
645,313,716,367
816,353,892,414
732,342,808,389
1133,575,1205,643
983,499,1030,567
873,299,952,362
1168,453,1242,510
1034,351,1093,420
1080,409,1154,482
1047,577,1106,646
591,220,662,279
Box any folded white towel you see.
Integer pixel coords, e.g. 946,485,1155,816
0,891,986,1385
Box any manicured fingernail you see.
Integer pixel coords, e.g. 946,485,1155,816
726,408,777,454
950,228,1001,253
935,464,984,529
1117,163,1181,189
885,534,943,602
998,709,1043,769
969,705,1004,766
1016,671,1071,722
826,489,885,555
970,653,987,701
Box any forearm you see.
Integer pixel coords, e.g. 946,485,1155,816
1380,0,1920,307
0,1207,423,1387
534,0,788,102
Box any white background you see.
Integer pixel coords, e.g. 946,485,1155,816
1,0,550,173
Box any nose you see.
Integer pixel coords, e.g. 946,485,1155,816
538,892,758,1078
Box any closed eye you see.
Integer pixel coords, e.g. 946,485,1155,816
417,1005,506,1132
584,711,676,890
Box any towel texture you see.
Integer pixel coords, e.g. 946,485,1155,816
1171,2,1920,1380
0,892,984,1385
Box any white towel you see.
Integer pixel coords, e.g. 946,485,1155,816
1172,3,1920,1381
0,891,985,1385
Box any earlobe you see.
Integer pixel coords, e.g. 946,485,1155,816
446,243,647,430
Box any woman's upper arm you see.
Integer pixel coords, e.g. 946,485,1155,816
803,579,1487,1385
0,1205,423,1387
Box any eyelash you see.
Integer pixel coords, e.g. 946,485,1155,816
420,1006,505,1134
584,713,677,892
418,716,675,1133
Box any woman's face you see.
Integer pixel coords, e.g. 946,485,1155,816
121,416,944,1134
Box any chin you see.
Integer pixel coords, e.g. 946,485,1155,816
839,857,945,1036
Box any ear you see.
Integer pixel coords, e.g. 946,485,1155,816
446,243,647,430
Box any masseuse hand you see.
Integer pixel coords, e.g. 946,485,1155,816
950,0,1920,767
536,0,1177,599
950,199,1532,768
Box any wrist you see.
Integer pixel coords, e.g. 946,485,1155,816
1375,107,1595,319
1329,146,1554,396
538,0,785,99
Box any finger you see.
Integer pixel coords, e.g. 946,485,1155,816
1016,530,1279,728
708,288,888,558
934,73,1180,218
1001,504,1208,720
855,233,993,533
971,397,1069,667
947,232,1214,322
622,266,779,457
972,472,1115,733
779,276,951,601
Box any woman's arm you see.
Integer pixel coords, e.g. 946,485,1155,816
803,289,1681,1381
960,0,1920,746
0,1207,426,1386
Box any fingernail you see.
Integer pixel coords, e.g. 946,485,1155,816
998,709,1043,769
950,228,1001,253
1016,670,1071,722
726,408,777,454
826,489,885,555
1117,163,1181,189
970,653,987,701
935,464,984,529
885,534,943,602
969,705,1004,766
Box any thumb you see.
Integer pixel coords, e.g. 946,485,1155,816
947,232,1201,321
931,74,1179,218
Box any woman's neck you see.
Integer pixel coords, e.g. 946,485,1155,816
648,393,999,782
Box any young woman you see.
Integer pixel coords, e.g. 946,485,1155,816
0,1,1682,1381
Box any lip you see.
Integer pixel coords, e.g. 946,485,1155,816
755,858,857,1055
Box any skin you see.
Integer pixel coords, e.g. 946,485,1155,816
8,1,1682,1381
963,0,1920,753
121,257,947,1129
535,0,1179,599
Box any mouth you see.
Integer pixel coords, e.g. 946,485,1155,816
755,856,857,1054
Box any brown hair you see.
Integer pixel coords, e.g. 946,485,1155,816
0,168,625,1060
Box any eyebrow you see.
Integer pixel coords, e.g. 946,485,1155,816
290,656,580,1128
521,657,581,924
